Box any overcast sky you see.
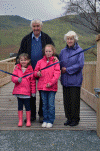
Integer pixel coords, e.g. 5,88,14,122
0,0,66,21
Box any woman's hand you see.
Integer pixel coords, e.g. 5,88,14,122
61,67,66,74
37,71,42,77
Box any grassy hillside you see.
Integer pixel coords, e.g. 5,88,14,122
0,15,30,29
0,15,97,61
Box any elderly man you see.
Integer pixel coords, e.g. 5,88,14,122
16,19,55,123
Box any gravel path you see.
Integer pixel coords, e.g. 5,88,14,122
0,130,100,151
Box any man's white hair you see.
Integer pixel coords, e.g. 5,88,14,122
30,19,43,28
64,31,78,42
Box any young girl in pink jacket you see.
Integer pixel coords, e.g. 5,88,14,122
12,53,36,127
34,44,60,128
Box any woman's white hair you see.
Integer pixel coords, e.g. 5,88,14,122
30,19,43,28
64,31,78,42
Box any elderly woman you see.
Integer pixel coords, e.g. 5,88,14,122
59,31,84,126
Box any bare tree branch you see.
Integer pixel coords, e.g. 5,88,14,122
60,0,100,33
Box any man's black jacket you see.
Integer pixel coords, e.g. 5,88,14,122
16,31,55,64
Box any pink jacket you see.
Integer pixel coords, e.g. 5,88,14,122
34,56,60,92
12,64,36,96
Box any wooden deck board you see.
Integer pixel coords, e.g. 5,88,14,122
0,80,97,131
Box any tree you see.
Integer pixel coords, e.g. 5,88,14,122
60,0,100,33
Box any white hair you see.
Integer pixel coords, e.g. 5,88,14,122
64,31,78,42
30,19,43,28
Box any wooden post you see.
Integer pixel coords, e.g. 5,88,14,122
96,34,100,137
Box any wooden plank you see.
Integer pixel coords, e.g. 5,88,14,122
82,62,96,94
0,57,16,62
0,76,11,87
0,62,15,86
96,34,100,137
81,87,97,111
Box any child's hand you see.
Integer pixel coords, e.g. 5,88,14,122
53,56,59,62
46,83,51,88
37,71,42,77
18,77,22,83
32,93,36,97
13,65,18,71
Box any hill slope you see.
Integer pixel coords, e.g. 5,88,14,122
0,15,30,29
0,15,97,61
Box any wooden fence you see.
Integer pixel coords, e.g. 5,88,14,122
0,58,97,111
0,57,16,87
81,61,97,112
0,53,98,110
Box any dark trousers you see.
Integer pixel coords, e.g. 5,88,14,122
30,91,43,118
18,98,31,111
30,96,36,118
38,91,43,117
63,86,80,122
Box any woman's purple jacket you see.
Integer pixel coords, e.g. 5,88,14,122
59,43,84,87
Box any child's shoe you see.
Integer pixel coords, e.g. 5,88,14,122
18,110,23,127
26,111,31,127
42,122,47,128
46,123,53,128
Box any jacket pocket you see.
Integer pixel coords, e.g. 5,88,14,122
67,74,77,85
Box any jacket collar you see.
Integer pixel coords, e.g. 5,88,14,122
16,64,33,72
66,42,79,50
43,55,54,61
32,32,41,41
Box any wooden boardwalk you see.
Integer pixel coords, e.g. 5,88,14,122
0,80,97,131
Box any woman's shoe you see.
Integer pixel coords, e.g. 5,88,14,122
64,120,71,126
69,121,79,126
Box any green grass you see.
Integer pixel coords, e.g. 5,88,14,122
0,15,97,61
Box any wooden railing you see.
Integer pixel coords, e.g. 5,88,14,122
82,61,96,94
0,56,98,110
0,57,16,87
81,34,100,137
0,55,97,111
81,61,97,112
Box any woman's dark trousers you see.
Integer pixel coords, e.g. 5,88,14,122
63,86,80,123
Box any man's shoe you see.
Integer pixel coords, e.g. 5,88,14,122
64,120,72,126
39,116,43,123
24,117,36,123
31,117,36,122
